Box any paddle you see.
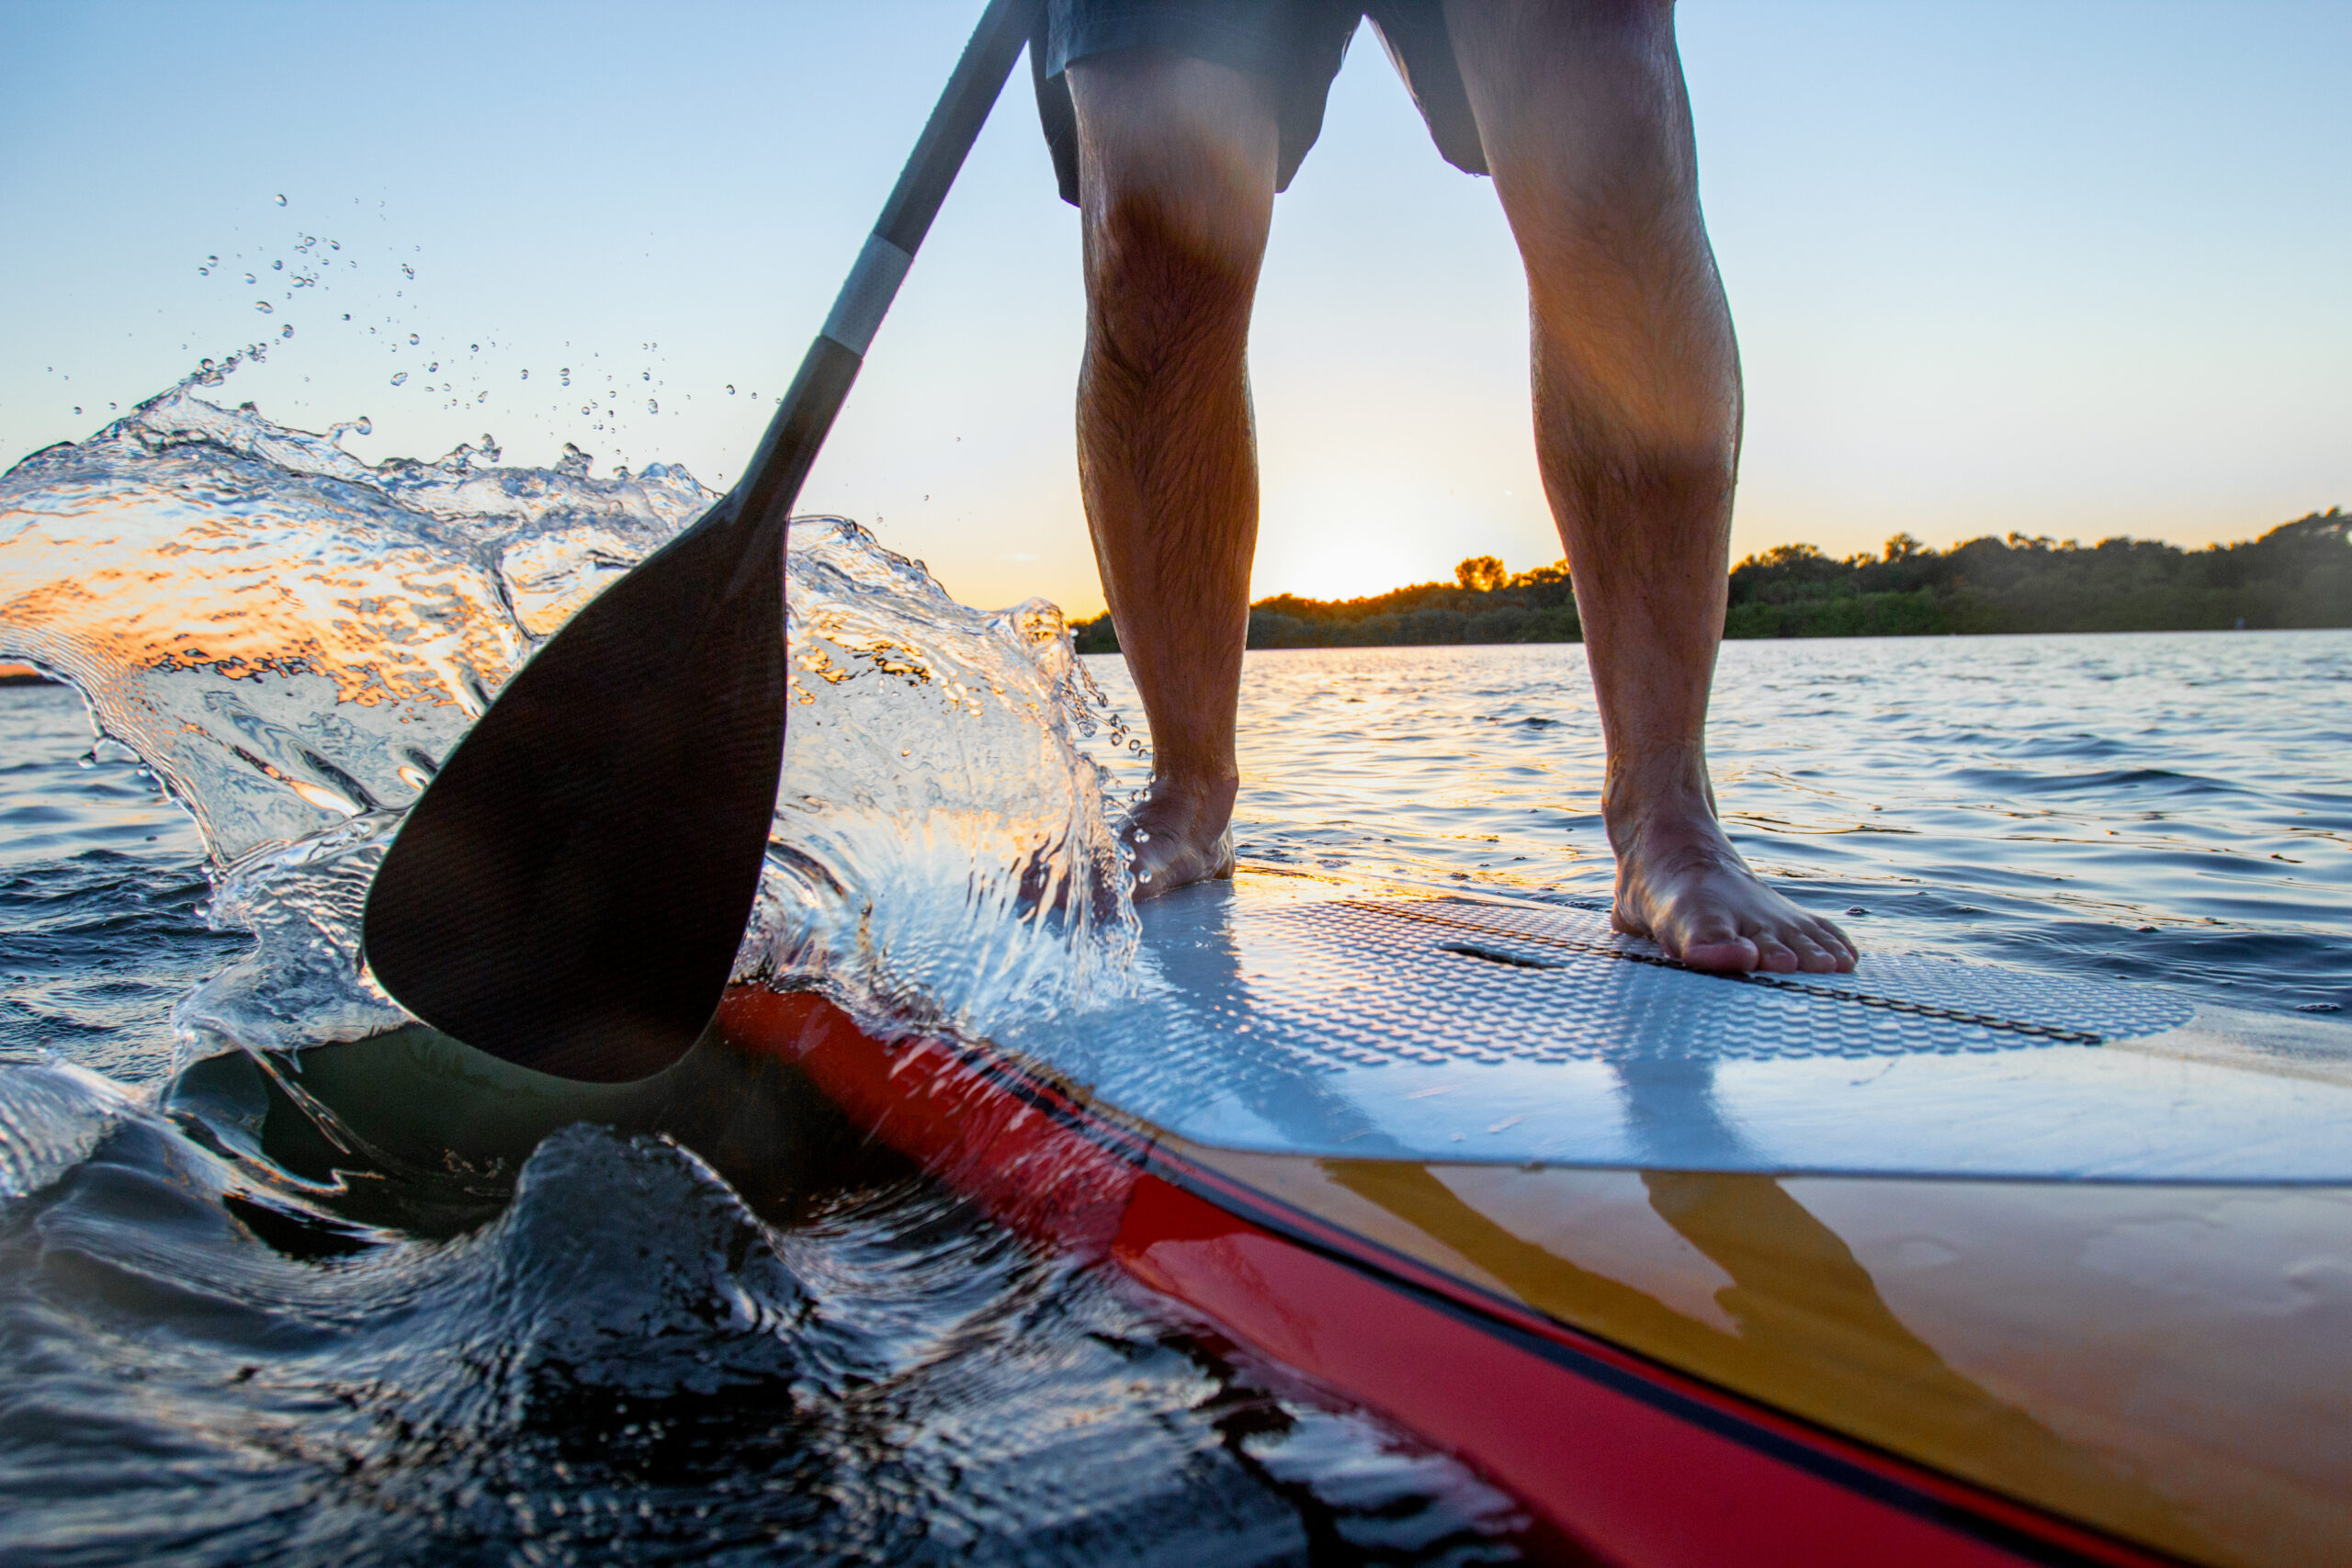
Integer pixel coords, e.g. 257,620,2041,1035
363,0,1040,1084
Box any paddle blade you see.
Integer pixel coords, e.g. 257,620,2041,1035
363,500,787,1082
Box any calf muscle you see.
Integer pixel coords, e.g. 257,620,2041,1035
1448,0,1853,971
1069,51,1276,887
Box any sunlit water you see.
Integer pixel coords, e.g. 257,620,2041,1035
1,385,2346,1562
1078,632,2351,1019
0,388,1519,1565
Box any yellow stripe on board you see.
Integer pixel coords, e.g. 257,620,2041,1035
1173,1141,2351,1568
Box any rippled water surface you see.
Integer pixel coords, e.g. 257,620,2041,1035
0,391,1521,1565
1080,631,2352,1019
0,674,1528,1564
1,386,2346,1563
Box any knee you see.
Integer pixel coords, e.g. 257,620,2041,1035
1081,187,1262,375
1069,51,1277,325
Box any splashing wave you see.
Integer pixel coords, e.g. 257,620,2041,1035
0,377,1137,1067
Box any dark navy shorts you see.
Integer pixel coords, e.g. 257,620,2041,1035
1030,0,1487,205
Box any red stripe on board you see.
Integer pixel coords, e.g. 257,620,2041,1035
716,987,2182,1568
1137,1150,2178,1568
720,987,1140,1247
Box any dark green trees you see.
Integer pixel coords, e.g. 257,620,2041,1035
1065,511,2347,652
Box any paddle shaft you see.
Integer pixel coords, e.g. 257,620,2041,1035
733,0,1036,535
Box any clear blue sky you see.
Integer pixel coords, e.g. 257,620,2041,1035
4,2,2346,614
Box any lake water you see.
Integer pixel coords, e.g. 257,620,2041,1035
1092,632,2351,1020
0,670,1532,1566
2,382,2346,1561
4,630,2346,1562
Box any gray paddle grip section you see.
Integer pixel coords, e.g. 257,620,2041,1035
821,235,915,356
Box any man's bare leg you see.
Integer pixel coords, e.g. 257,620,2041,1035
1446,0,1854,973
1066,51,1278,895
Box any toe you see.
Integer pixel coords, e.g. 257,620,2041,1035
1785,929,1843,973
1750,935,1802,973
1806,919,1859,972
1657,897,1755,971
1676,933,1761,973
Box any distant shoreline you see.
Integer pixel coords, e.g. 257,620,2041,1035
1073,510,2348,653
8,512,2341,681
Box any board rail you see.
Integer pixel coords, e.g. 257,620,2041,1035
717,986,2191,1568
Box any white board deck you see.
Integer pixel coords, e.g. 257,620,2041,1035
1011,871,2352,1182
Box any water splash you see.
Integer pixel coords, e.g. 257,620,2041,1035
0,1059,132,1202
744,521,1134,1037
0,372,695,861
0,380,1555,1567
0,379,1137,1067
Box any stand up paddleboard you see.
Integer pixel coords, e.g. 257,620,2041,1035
709,869,2352,1568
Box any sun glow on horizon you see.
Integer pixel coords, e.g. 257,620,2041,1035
1247,450,1562,604
1250,536,1426,603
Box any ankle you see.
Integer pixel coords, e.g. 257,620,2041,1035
1601,750,1716,853
1134,772,1238,838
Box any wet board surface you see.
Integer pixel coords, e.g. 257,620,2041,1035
1016,872,2352,1182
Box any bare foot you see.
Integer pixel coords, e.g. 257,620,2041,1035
1610,795,1857,974
1125,775,1237,900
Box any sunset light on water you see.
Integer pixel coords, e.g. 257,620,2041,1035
3,3,2348,1562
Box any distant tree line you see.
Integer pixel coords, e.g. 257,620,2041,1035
1073,555,1582,653
1722,512,2349,637
1069,510,2349,652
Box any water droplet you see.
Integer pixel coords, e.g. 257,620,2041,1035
407,333,419,345
390,371,408,386
254,301,274,313
198,265,209,276
520,369,530,380
427,362,438,373
477,390,488,402
72,406,81,415
271,259,284,271
1135,830,1151,843
641,370,650,381
647,400,658,413
280,324,294,338
330,240,341,251
274,193,287,206
242,272,255,284
725,384,735,395
469,343,479,352
206,254,218,265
